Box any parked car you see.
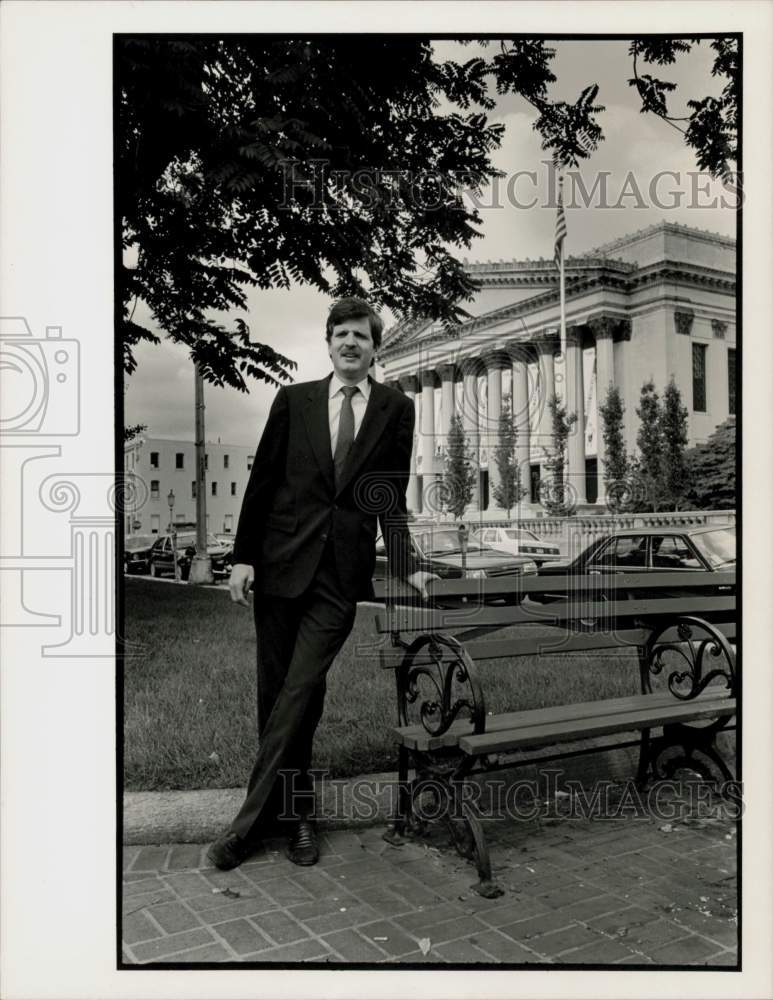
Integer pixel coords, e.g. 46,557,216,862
149,531,233,581
472,525,562,567
532,525,736,603
123,534,155,574
373,523,538,605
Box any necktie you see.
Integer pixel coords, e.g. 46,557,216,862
333,386,358,489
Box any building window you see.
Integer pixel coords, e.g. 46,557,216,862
224,454,229,469
211,481,218,496
224,514,233,533
727,347,736,415
692,343,707,412
231,482,237,496
150,514,160,534
175,453,184,469
150,480,160,499
247,455,254,471
150,452,159,469
191,481,197,499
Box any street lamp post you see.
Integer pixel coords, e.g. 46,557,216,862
167,489,180,582
188,363,214,585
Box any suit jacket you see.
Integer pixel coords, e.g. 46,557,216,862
232,373,419,601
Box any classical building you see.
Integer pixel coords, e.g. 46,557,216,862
122,436,255,536
379,222,736,515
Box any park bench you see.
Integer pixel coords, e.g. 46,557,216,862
372,571,737,898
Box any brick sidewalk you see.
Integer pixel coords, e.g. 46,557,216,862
122,793,738,966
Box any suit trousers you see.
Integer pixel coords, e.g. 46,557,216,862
229,540,357,841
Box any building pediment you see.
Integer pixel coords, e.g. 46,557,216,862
381,255,734,363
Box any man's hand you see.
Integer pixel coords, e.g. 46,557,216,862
405,570,440,602
229,563,254,606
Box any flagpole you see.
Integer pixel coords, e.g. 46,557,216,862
558,174,566,365
557,171,569,502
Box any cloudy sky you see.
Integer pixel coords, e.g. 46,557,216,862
124,38,736,448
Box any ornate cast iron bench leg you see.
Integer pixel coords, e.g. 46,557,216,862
383,631,503,894
445,777,503,898
638,616,736,790
383,744,412,846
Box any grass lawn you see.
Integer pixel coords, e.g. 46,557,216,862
123,577,642,791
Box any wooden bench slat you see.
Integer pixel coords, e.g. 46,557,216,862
376,596,736,634
394,688,733,751
457,622,736,661
458,697,736,755
372,570,736,603
379,621,737,669
379,629,650,668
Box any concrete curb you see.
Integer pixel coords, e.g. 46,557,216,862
123,744,651,845
124,773,399,845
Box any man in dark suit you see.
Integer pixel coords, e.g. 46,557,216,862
207,297,434,870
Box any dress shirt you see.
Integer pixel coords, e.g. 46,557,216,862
328,374,370,455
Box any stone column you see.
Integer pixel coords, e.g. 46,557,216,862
437,363,457,457
460,357,481,511
534,335,558,476
591,317,616,506
398,375,421,512
508,343,532,505
419,370,439,506
482,351,508,511
565,325,587,505
432,364,458,519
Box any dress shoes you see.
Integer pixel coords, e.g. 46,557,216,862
287,818,319,866
206,831,252,871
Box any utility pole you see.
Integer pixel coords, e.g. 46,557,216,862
188,362,214,584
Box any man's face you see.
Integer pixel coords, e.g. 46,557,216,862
327,315,375,383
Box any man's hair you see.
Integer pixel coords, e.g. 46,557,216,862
325,297,384,351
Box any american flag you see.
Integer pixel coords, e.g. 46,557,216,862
554,174,567,271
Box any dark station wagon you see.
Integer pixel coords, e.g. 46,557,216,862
533,525,736,602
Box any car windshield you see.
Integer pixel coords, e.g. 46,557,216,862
690,528,736,567
126,535,154,550
504,529,540,542
413,530,486,556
